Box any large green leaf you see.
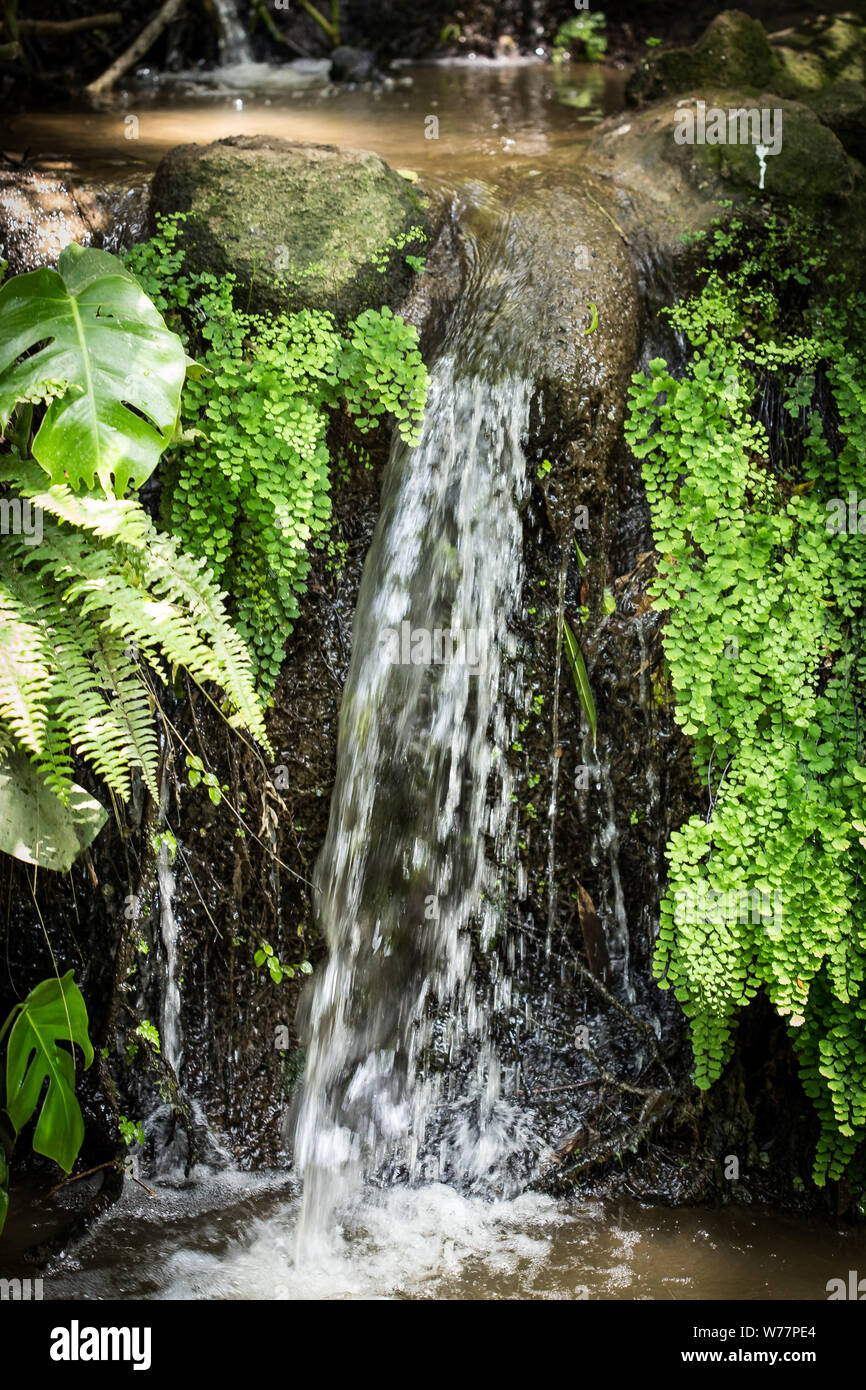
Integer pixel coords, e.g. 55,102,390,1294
4,972,93,1173
0,245,186,495
0,1144,8,1233
563,617,598,751
0,750,107,870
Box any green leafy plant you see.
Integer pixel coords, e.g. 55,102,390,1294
125,215,428,694
0,246,269,854
118,1115,145,1148
553,12,607,64
0,971,93,1233
254,939,312,984
625,209,866,1184
186,752,227,806
563,617,597,750
0,748,107,871
0,245,187,496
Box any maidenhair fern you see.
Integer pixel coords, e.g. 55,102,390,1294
125,215,429,693
626,210,866,1184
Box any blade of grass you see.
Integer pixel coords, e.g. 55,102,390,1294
563,617,597,751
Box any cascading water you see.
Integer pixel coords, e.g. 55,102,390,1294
158,782,182,1079
212,0,254,66
292,208,542,1258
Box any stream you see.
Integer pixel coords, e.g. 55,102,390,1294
4,52,866,1303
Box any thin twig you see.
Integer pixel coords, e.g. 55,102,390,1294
519,1079,601,1098
46,1160,115,1198
128,1173,157,1197
584,190,631,246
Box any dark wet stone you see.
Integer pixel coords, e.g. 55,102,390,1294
329,45,379,83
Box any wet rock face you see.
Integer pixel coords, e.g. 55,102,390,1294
149,135,430,321
771,13,866,96
770,14,866,164
508,172,640,547
0,171,102,275
329,45,379,83
587,91,866,263
620,10,866,227
0,171,150,277
627,10,777,105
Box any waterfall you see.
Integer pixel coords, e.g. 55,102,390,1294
292,247,538,1253
157,774,182,1077
212,0,254,66
158,837,183,1076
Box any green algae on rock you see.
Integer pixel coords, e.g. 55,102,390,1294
627,10,777,105
149,134,430,322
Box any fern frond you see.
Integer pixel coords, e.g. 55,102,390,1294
0,567,53,757
1,550,155,799
8,466,270,751
89,631,160,798
131,528,271,750
0,459,152,544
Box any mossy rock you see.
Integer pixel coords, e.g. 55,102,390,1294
628,10,777,104
682,93,854,210
150,135,430,321
803,79,866,163
771,14,866,97
588,91,866,275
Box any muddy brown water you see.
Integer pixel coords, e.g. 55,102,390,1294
4,1175,864,1300
2,59,625,183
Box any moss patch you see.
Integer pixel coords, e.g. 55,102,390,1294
150,135,429,322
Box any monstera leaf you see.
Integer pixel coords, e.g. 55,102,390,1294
0,751,108,871
0,1144,8,1233
3,972,93,1174
0,244,186,495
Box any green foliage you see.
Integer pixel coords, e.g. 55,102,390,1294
563,617,597,750
0,747,107,870
553,12,607,63
118,1115,146,1148
125,216,429,694
254,939,312,983
0,971,93,1232
625,210,866,1183
0,458,269,803
0,246,269,830
0,245,187,495
135,1021,160,1053
185,751,227,805
370,226,427,277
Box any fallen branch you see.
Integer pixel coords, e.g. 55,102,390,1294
548,1090,680,1187
519,1079,602,1099
128,1173,157,1197
46,1160,115,1199
16,14,121,36
46,1160,157,1201
297,0,339,45
251,0,314,58
85,0,185,96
